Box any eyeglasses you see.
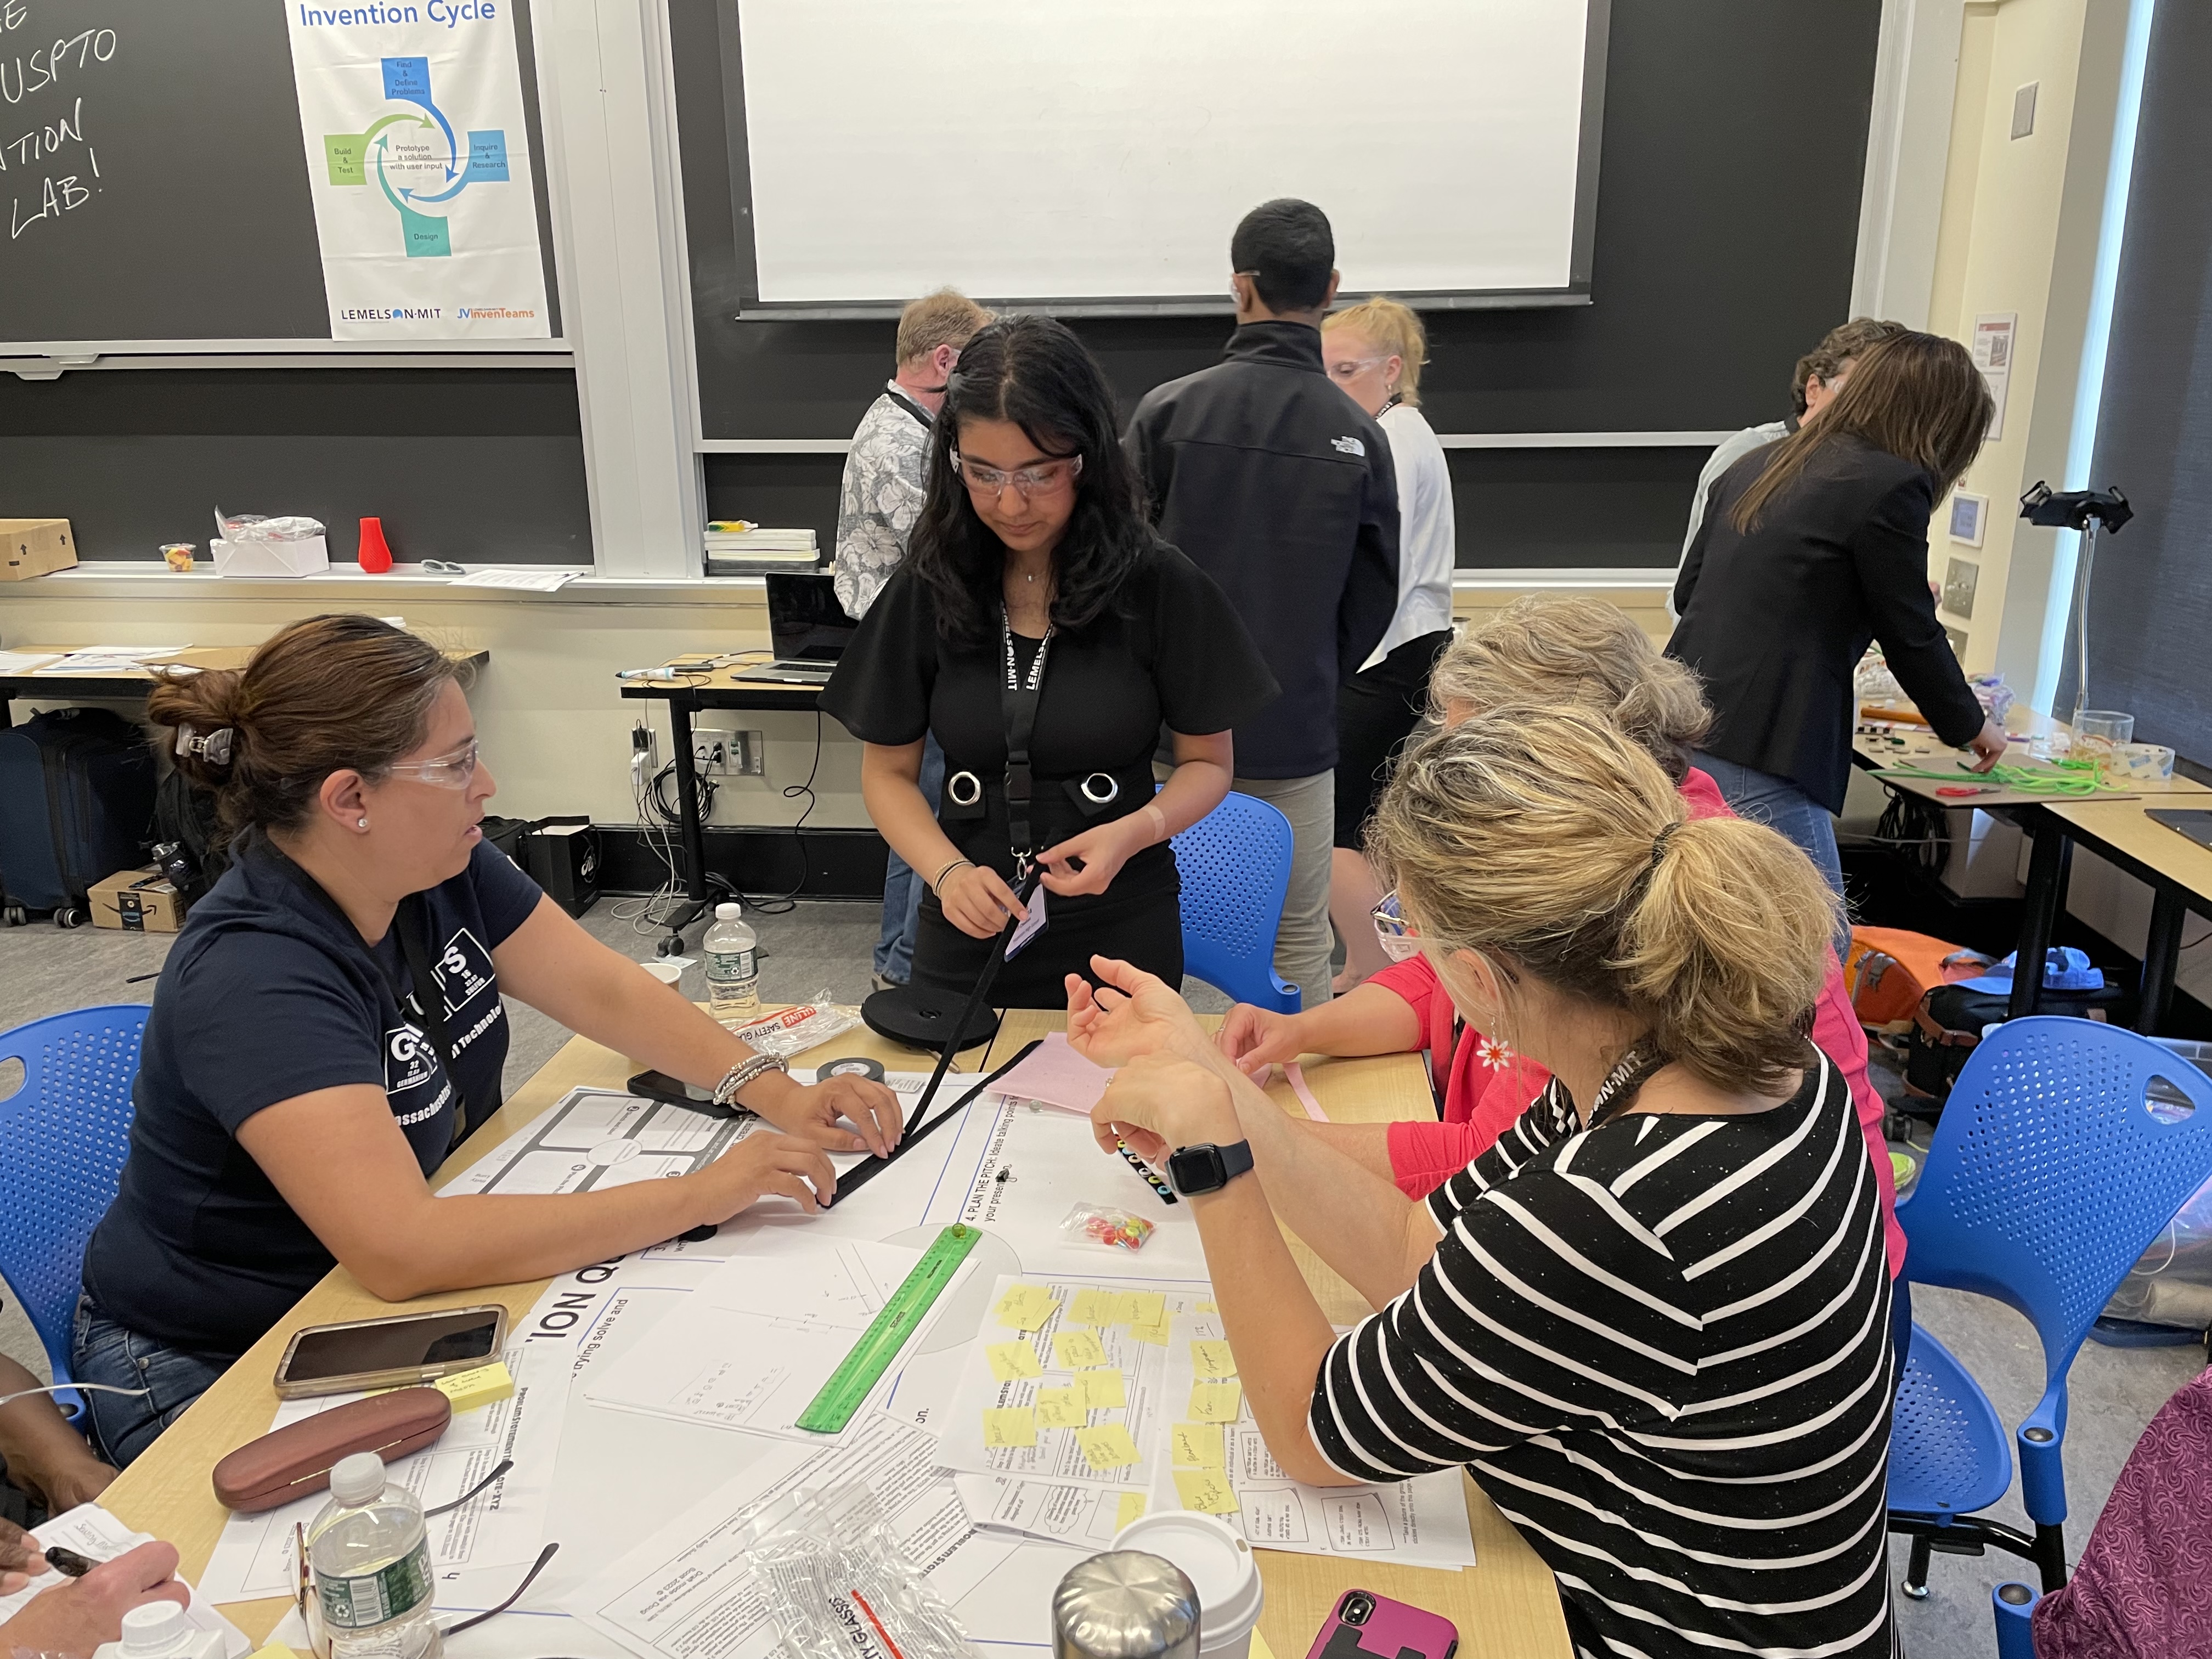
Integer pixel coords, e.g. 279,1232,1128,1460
1326,355,1387,382
951,449,1084,498
1372,891,1421,962
385,737,480,790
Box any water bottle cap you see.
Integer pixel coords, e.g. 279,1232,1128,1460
120,1600,191,1655
715,902,742,922
329,1451,387,1505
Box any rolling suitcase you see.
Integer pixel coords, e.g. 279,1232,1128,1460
0,708,159,927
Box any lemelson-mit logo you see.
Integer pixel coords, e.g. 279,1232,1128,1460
383,927,503,1121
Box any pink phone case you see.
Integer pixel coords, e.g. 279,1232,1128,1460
1302,1589,1459,1659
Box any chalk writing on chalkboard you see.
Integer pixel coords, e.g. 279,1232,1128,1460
3,9,120,242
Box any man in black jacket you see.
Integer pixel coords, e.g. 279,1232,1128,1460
1124,200,1400,1009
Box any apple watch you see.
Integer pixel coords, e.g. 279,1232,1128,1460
1166,1139,1255,1197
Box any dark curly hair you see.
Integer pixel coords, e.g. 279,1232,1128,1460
905,316,1151,647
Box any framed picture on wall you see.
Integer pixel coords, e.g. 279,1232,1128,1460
1948,491,1988,548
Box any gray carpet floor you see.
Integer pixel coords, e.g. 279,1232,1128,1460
1,898,2203,1655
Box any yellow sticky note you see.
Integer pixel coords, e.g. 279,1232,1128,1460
986,1341,1043,1382
1054,1328,1110,1370
1189,1339,1238,1380
993,1283,1061,1331
1195,1300,1219,1314
1116,1291,1167,1327
1115,1492,1148,1530
1173,1468,1242,1515
983,1407,1037,1447
432,1361,515,1414
1127,1314,1172,1347
1035,1387,1088,1429
1070,1288,1120,1326
1074,1423,1143,1471
1188,1380,1243,1422
1171,1422,1225,1466
1075,1368,1127,1409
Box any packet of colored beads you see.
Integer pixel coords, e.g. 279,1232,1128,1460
1063,1203,1156,1252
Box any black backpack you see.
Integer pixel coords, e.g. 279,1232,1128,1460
152,766,229,904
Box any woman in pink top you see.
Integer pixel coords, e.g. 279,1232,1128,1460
1219,595,1905,1278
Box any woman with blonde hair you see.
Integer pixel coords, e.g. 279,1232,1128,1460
1670,329,2007,894
1066,705,1898,1659
1322,297,1456,988
1217,598,1901,1289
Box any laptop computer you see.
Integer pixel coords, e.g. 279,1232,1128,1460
738,572,858,683
2148,809,2212,854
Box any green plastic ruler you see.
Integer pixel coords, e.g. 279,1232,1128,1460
796,1223,982,1434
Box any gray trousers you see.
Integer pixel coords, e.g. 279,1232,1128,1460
1232,770,1335,1010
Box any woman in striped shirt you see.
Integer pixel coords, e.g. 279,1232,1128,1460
1073,705,1896,1659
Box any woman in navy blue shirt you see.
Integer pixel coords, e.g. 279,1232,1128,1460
76,616,905,1465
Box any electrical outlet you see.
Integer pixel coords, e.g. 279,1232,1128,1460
737,730,765,776
630,720,657,770
693,736,729,775
693,724,763,776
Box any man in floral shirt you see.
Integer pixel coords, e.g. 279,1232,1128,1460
835,288,992,986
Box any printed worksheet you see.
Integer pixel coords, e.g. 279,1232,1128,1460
441,1087,758,1197
0,1505,249,1655
1144,1314,1476,1568
583,1238,966,1442
198,1311,576,1609
935,1274,1214,1492
953,1472,1148,1548
565,1412,1082,1659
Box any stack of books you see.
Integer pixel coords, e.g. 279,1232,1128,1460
704,522,820,574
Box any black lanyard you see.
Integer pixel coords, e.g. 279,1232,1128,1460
885,386,934,433
1001,606,1056,875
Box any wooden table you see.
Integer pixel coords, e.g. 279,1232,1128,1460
96,1012,1570,1659
2,646,491,727
1852,707,2212,1024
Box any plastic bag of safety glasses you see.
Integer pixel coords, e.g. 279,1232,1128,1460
2101,1170,2212,1333
721,993,861,1058
746,1483,979,1659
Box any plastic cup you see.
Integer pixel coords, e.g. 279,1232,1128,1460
2072,710,2135,770
1111,1512,1262,1659
640,960,684,986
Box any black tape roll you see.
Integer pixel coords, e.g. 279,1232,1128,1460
818,1056,887,1083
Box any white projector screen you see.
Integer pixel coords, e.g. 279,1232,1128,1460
734,0,1601,310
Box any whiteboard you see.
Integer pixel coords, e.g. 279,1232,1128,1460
734,0,1600,308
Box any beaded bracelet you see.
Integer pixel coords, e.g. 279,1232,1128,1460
712,1051,789,1108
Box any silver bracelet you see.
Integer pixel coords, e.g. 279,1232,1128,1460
712,1052,789,1108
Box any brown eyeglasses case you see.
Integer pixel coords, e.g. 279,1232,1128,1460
212,1386,452,1513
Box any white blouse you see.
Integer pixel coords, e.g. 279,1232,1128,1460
1369,402,1457,668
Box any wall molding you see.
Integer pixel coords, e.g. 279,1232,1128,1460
699,431,1737,455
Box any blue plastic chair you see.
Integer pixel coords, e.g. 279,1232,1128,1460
1991,1582,2037,1657
0,1005,148,1418
1887,1017,2212,1600
1171,791,1300,1012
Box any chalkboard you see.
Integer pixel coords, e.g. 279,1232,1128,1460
672,0,1882,570
0,0,559,346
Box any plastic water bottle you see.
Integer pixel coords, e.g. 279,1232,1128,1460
307,1452,442,1659
705,900,760,1020
90,1601,226,1659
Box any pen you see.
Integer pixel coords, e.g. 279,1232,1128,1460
45,1547,98,1578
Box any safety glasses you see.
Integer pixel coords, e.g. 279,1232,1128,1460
1372,890,1421,962
385,736,480,791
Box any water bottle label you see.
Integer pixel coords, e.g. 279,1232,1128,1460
318,1541,433,1629
707,947,757,981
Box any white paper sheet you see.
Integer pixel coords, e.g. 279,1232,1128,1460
583,1240,947,1442
198,1319,575,1610
953,1472,1146,1549
1144,1314,1475,1569
439,1087,762,1198
448,568,582,592
32,646,192,674
0,1505,250,1657
0,652,58,673
565,1412,1075,1659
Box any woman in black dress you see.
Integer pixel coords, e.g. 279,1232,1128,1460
820,318,1278,1007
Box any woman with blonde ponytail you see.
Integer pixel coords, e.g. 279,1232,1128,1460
1064,706,1897,1659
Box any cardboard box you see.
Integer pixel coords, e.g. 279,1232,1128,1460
91,866,189,933
0,518,76,580
212,534,331,578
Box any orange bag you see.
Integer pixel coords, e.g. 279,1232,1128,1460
1843,927,1993,1029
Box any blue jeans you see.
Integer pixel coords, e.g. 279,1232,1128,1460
873,733,946,983
1693,752,1846,900
71,1293,234,1469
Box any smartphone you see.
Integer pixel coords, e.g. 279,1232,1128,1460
628,1068,736,1116
273,1305,509,1398
1304,1589,1459,1659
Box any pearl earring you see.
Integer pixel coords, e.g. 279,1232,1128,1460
358,817,369,830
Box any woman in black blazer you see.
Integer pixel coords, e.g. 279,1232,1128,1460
1667,331,2006,896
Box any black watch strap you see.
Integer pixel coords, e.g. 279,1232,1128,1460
1167,1139,1255,1197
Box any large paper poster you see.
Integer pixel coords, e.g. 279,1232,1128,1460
284,2,551,340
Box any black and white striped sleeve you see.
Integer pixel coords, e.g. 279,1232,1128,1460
1310,1132,1699,1483
1425,1079,1579,1224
